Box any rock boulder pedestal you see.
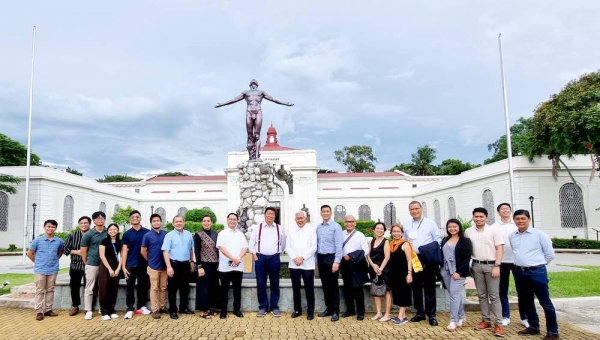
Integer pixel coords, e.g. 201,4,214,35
236,161,276,235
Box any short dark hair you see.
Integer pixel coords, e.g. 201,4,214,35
78,216,91,224
227,212,238,219
496,203,511,212
202,214,213,222
44,220,58,227
320,205,331,212
373,221,386,232
92,211,106,220
472,207,488,217
129,210,141,217
408,201,421,208
513,209,531,219
172,215,185,223
149,213,162,223
264,207,277,215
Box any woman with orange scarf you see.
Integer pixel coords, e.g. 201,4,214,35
388,223,413,326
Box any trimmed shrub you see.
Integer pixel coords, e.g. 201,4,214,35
185,209,217,224
335,220,376,238
166,221,224,233
551,238,600,249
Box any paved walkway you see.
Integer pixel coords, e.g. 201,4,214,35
0,307,595,340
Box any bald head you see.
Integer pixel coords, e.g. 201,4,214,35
344,215,357,232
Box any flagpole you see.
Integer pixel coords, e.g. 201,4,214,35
21,26,36,264
498,33,516,209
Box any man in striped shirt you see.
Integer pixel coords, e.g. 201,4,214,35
63,216,92,316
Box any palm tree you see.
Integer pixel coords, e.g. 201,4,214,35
0,174,20,194
411,145,437,176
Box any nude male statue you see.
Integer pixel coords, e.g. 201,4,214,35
214,79,293,160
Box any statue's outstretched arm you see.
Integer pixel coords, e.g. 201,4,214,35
263,92,294,106
214,93,245,108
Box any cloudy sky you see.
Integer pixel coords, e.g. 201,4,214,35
2,1,599,179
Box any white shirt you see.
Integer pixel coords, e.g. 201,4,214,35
492,219,518,263
342,229,370,256
216,228,249,272
248,222,286,255
402,217,442,254
286,224,317,270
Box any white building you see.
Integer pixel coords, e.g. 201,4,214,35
1,126,598,248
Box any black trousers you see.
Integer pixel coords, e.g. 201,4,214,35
98,260,120,316
290,268,315,314
340,259,365,315
412,256,438,318
195,262,220,311
70,268,97,309
219,271,243,313
125,265,149,311
167,260,191,313
317,253,340,314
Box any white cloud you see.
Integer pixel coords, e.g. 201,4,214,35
459,124,488,147
364,133,381,146
388,70,415,80
361,103,408,116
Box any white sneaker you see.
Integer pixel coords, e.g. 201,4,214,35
521,319,530,328
502,317,510,326
446,322,457,332
457,317,466,328
140,306,152,315
84,311,93,320
101,315,111,321
98,309,102,315
110,314,118,319
124,311,134,319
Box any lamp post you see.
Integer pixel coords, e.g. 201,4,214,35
529,196,535,228
387,201,394,227
32,203,37,241
151,205,154,214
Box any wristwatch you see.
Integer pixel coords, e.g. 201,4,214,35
494,263,501,267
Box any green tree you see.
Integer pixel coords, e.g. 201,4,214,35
157,172,189,176
333,145,378,173
66,167,83,176
185,208,217,224
318,169,338,174
97,174,143,183
484,117,533,165
436,159,480,175
0,133,41,166
111,205,135,227
0,174,21,194
387,163,416,175
411,144,437,176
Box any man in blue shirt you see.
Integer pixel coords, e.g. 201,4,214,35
162,215,195,319
121,209,150,319
316,205,343,322
509,209,559,340
141,213,168,319
27,219,64,321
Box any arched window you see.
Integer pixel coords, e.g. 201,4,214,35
383,203,397,228
334,205,346,221
0,192,8,232
559,183,584,228
114,204,120,214
422,202,428,218
99,202,106,213
177,207,188,218
448,197,456,219
433,199,441,227
202,206,212,211
155,207,167,227
63,195,75,231
482,189,495,225
358,204,371,220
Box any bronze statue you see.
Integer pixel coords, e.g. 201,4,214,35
215,79,293,160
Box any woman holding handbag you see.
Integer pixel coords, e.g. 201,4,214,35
440,218,473,331
366,222,392,322
388,223,413,326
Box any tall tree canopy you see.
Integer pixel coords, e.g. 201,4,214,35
97,174,143,183
156,172,189,176
388,145,479,176
334,145,378,173
66,167,83,176
411,144,437,176
0,133,41,166
484,117,533,165
0,174,20,194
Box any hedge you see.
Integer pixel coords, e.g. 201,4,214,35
335,220,376,238
185,209,217,224
551,238,600,249
166,221,224,233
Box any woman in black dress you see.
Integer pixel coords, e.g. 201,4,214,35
98,223,123,321
194,215,220,318
366,221,391,322
388,223,413,326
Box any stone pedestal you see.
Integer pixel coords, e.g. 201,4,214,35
236,160,276,234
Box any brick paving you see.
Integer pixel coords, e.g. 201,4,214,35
0,308,593,340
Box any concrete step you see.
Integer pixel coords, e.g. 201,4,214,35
0,293,34,309
10,282,36,294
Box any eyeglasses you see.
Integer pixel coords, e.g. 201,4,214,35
130,216,141,219
345,221,356,223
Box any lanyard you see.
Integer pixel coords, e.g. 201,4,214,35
412,218,424,230
111,242,119,262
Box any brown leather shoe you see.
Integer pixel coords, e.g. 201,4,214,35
69,307,79,316
518,328,541,335
44,310,58,317
152,311,161,319
474,321,492,331
542,334,560,340
36,313,44,321
494,325,505,337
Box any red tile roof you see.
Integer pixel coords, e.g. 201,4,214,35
148,175,227,181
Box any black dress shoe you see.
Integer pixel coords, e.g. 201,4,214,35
159,308,169,314
411,314,426,322
307,313,314,320
357,315,364,321
518,328,541,335
219,313,227,319
341,311,355,318
331,313,339,322
318,311,332,317
179,309,194,315
429,317,438,326
170,313,179,320
291,311,302,318
233,310,244,318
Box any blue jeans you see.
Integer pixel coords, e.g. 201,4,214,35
499,263,527,320
513,266,558,335
255,253,281,311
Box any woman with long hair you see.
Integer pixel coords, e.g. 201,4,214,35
440,218,473,331
98,223,123,321
388,223,413,326
194,214,221,318
366,221,392,322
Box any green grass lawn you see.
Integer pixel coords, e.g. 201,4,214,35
0,268,69,296
505,265,600,298
0,248,23,252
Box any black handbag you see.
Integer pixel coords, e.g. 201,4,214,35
370,276,386,297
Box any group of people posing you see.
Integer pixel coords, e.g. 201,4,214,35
28,201,559,340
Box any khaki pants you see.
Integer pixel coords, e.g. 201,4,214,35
472,263,502,325
34,273,57,313
84,265,99,312
147,267,167,312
